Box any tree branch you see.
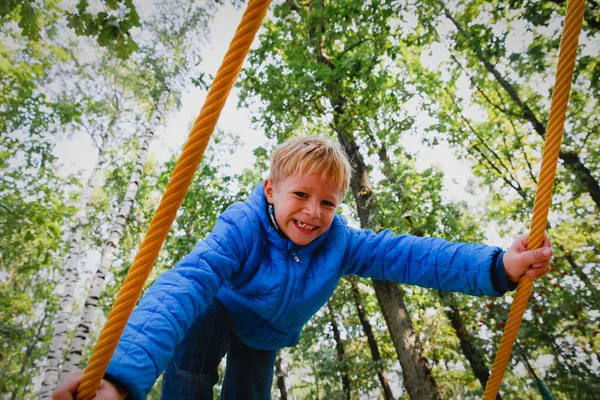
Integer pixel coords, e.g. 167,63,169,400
444,88,527,198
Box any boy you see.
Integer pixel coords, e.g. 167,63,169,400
54,136,552,400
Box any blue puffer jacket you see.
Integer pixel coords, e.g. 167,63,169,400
106,183,510,399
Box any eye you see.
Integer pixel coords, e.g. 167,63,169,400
294,192,308,198
322,200,336,208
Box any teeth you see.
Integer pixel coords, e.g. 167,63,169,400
296,220,316,231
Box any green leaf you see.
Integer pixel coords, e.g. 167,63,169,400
115,35,138,59
124,0,140,27
105,0,119,10
66,12,85,34
76,0,88,14
18,1,41,40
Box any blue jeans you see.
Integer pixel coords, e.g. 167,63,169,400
161,300,277,399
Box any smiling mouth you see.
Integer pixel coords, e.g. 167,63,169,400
294,219,318,231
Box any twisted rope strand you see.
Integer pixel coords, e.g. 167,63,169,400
75,1,272,398
483,0,586,398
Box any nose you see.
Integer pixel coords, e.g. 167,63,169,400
304,199,321,219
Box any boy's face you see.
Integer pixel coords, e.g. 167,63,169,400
264,172,341,246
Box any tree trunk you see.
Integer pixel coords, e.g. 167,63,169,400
364,136,495,398
349,277,395,400
286,2,440,397
1,355,14,394
437,291,501,399
338,133,441,400
327,302,351,399
39,142,108,399
373,280,440,400
62,88,170,375
275,352,288,400
442,5,600,211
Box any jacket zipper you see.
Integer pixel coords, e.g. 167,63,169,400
291,251,301,263
273,250,300,321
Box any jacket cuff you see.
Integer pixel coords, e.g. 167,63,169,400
103,373,132,399
491,251,518,293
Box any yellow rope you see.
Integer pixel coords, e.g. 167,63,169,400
75,1,272,398
483,0,586,398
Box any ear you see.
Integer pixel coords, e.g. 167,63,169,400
264,179,274,204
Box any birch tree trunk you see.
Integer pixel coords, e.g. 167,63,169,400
39,142,108,399
62,88,170,375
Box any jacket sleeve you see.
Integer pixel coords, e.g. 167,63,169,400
342,227,505,297
105,205,253,400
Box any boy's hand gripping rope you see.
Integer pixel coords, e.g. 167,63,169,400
483,0,586,398
75,1,272,398
74,0,584,397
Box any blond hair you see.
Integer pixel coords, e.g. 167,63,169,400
269,136,352,198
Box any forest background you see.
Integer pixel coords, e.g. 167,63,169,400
1,0,598,399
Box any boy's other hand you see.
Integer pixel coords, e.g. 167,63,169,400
503,233,553,283
52,370,127,400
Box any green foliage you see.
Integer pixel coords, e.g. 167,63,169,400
0,1,81,144
407,0,599,397
66,0,140,59
1,0,597,397
1,0,140,59
155,132,244,273
1,0,223,394
0,149,72,397
0,0,41,40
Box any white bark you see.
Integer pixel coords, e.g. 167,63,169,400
62,88,170,375
39,146,108,400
